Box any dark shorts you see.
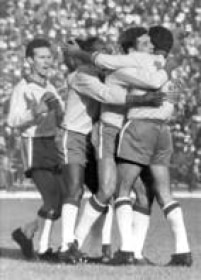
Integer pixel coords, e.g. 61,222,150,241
117,119,173,166
92,122,120,160
21,136,61,177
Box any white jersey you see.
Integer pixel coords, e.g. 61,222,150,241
94,52,169,127
7,77,63,137
61,65,128,135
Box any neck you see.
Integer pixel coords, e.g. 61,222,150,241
31,73,47,86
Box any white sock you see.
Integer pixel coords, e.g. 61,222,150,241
102,204,113,246
38,219,52,254
115,198,133,252
75,196,107,249
60,203,78,252
164,201,190,254
132,209,150,259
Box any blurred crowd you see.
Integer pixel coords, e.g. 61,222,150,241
0,0,201,189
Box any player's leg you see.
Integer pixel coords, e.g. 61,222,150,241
12,137,61,260
108,160,142,265
75,123,117,256
32,169,61,261
131,169,155,265
82,157,116,264
150,123,192,266
150,164,192,266
57,130,88,264
59,164,84,253
110,120,154,265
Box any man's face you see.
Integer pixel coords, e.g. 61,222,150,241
137,34,154,54
30,47,53,78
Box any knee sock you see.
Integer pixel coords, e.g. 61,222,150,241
102,204,113,246
38,219,53,254
115,197,133,252
164,201,190,254
132,204,151,259
75,195,108,249
60,202,79,252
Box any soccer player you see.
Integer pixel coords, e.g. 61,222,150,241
7,38,65,261
64,28,171,264
57,35,164,264
113,26,192,267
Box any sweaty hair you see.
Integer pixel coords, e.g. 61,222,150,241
25,38,51,58
149,26,173,56
118,27,148,54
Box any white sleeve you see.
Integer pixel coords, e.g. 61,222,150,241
7,83,35,129
114,67,168,89
93,53,141,70
72,73,127,104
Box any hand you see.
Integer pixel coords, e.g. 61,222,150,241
32,101,48,116
41,92,60,111
164,57,179,78
62,42,80,56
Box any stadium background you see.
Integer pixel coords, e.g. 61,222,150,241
0,0,201,191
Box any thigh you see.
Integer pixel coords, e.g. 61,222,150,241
134,168,155,209
62,164,85,191
149,165,172,207
97,157,117,199
32,169,61,210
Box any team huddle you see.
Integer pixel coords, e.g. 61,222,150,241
7,25,192,267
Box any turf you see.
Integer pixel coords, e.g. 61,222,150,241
0,198,201,280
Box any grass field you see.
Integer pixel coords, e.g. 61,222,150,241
0,197,201,280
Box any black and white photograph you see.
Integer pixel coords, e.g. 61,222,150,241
0,0,200,279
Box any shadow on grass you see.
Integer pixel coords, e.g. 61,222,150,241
0,247,33,261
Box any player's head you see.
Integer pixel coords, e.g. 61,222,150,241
64,36,107,72
119,27,153,54
25,38,53,78
25,38,52,59
77,36,107,53
149,26,174,57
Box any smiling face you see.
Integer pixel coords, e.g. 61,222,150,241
29,47,53,78
136,34,154,54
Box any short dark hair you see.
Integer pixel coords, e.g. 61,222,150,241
76,36,105,53
119,27,148,54
149,26,173,55
25,38,51,58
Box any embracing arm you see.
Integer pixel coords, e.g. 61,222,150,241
72,72,163,107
